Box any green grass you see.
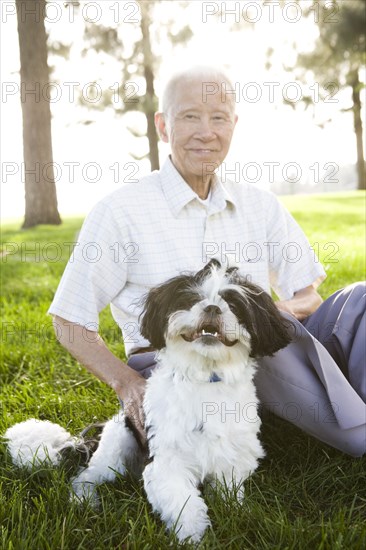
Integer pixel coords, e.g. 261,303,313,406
280,192,366,294
1,192,365,549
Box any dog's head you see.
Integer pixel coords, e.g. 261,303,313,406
140,260,292,361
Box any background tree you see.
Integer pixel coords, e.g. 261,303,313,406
16,0,61,228
79,0,192,171
139,0,160,170
293,0,366,190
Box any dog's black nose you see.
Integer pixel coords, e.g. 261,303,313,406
204,305,222,315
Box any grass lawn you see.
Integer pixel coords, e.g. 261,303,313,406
1,191,365,549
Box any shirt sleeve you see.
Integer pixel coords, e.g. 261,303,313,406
48,200,128,330
265,192,326,300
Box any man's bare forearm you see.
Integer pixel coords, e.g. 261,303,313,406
52,315,141,398
276,286,323,321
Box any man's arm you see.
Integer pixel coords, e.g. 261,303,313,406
275,285,323,321
52,315,147,443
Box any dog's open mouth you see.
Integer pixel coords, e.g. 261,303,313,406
181,323,238,347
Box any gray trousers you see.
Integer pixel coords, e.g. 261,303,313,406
128,283,366,457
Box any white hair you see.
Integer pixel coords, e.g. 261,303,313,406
160,65,236,118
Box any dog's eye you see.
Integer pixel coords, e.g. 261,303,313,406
171,289,201,311
220,290,241,316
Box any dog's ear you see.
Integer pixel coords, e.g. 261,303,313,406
222,278,293,358
139,284,169,349
139,274,200,350
246,289,293,358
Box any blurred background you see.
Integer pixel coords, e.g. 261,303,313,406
1,0,365,226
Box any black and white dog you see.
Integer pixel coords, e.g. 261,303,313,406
5,260,292,542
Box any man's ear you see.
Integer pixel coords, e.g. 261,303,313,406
155,112,169,143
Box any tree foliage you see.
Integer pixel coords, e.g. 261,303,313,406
79,1,193,170
296,0,366,190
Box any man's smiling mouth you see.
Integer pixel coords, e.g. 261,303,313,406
190,149,217,153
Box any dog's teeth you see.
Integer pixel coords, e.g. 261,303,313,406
201,329,219,337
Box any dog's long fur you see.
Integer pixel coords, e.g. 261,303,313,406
4,260,292,543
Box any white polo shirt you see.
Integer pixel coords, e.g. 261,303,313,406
49,157,326,355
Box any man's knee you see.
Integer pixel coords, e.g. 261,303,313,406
337,281,365,302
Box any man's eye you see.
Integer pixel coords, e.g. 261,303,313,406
185,114,198,120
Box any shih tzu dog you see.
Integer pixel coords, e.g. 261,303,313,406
5,260,292,543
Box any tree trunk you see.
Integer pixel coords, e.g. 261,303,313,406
16,0,61,227
140,1,160,171
143,65,160,171
350,71,366,191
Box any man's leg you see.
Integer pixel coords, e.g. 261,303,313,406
256,283,366,457
302,282,366,402
127,351,157,379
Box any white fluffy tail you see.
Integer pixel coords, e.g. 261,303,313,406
4,419,77,468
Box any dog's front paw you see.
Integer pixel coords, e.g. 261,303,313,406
174,515,211,544
207,475,245,504
70,478,99,508
233,483,245,504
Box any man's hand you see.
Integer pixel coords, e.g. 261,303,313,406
276,285,323,321
117,375,147,450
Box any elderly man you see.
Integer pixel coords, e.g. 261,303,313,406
50,66,365,456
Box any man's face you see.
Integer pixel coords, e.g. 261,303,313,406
156,79,237,188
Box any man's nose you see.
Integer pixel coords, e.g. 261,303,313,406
194,118,216,140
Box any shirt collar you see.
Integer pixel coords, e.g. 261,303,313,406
159,156,236,216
